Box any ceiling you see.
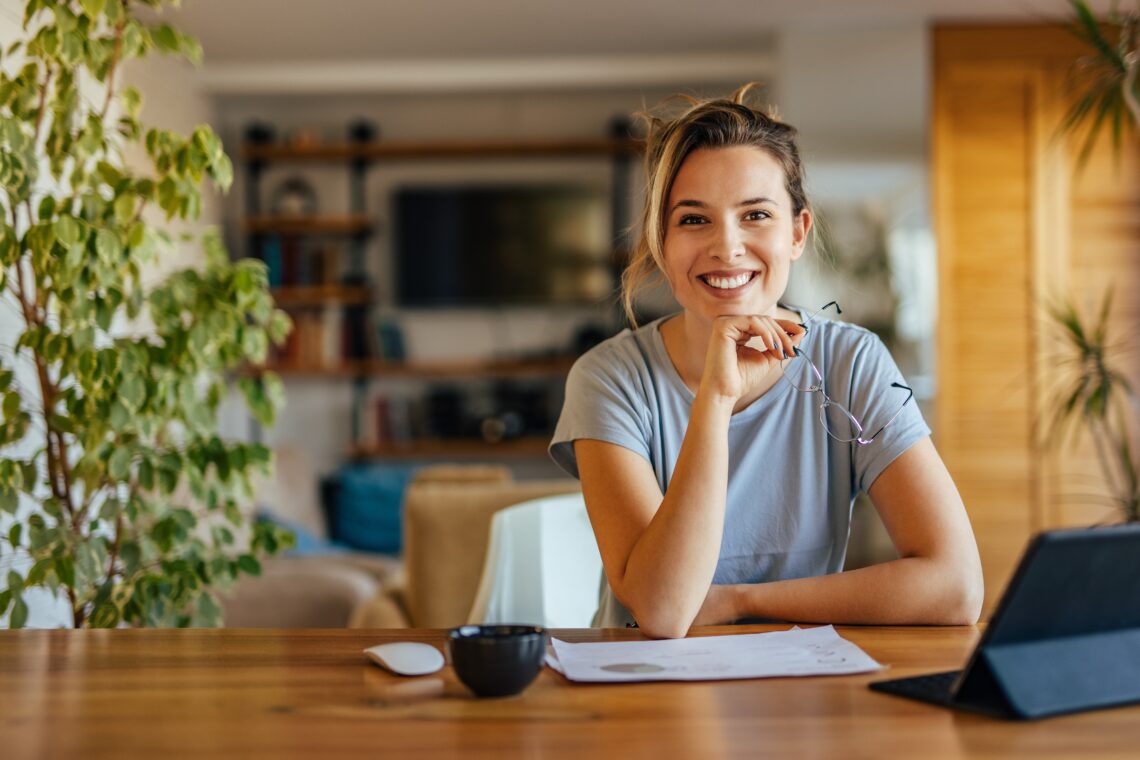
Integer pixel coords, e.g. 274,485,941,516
170,0,1098,64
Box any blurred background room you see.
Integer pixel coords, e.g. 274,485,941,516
2,0,1136,628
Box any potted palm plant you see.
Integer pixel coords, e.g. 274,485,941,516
1061,0,1138,164
1048,0,1139,523
0,0,293,627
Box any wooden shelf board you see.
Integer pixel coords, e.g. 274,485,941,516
365,137,642,160
244,143,364,162
360,356,575,379
243,137,641,163
245,215,372,234
246,356,574,380
350,436,551,460
241,364,360,379
271,286,372,307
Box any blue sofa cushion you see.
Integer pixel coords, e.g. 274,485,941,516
331,463,418,554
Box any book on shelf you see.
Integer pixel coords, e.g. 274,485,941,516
271,309,345,368
299,244,338,285
356,391,415,448
298,311,321,366
372,315,406,361
281,235,301,284
263,236,283,287
320,307,344,367
260,236,341,288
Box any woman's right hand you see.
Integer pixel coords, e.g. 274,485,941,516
699,315,804,402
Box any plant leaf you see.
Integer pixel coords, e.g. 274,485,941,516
0,488,17,514
108,447,131,481
10,595,28,628
236,554,260,576
80,0,107,20
1068,1,1127,69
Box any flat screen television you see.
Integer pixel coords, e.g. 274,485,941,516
393,184,614,307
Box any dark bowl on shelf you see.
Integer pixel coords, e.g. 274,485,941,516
447,624,547,698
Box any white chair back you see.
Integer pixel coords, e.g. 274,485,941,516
466,492,603,628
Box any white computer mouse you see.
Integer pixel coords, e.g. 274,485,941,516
364,642,445,676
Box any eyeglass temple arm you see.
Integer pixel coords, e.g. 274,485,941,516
864,382,915,442
797,300,842,332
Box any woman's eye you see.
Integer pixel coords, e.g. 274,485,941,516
678,215,706,225
744,210,770,221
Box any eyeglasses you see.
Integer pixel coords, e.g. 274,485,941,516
781,301,914,446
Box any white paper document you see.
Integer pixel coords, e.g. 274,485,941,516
547,625,883,683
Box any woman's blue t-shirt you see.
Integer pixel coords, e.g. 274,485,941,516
549,312,930,627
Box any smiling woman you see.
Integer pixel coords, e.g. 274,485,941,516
548,85,984,638
663,146,807,320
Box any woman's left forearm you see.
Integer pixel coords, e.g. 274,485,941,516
719,554,982,626
692,439,984,630
714,437,984,627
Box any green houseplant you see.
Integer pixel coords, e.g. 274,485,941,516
1048,0,1139,522
1061,0,1138,165
0,0,293,627
1048,292,1138,522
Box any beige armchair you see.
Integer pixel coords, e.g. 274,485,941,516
351,465,581,629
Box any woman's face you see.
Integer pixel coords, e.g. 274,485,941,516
661,145,810,325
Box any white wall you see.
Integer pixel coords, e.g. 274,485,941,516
122,51,222,280
777,21,936,397
777,22,928,162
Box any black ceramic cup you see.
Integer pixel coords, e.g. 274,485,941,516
447,624,547,698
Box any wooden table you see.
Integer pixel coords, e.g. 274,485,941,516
2,625,1138,759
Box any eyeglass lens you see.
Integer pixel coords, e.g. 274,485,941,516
820,402,863,442
781,352,857,438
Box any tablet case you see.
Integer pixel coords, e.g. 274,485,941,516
871,524,1140,720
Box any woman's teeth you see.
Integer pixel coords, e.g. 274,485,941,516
703,272,753,289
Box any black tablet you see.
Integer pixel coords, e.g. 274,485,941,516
869,524,1140,720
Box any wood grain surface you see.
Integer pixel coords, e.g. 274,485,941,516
3,626,1139,759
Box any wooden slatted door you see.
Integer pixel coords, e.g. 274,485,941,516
933,25,1140,614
